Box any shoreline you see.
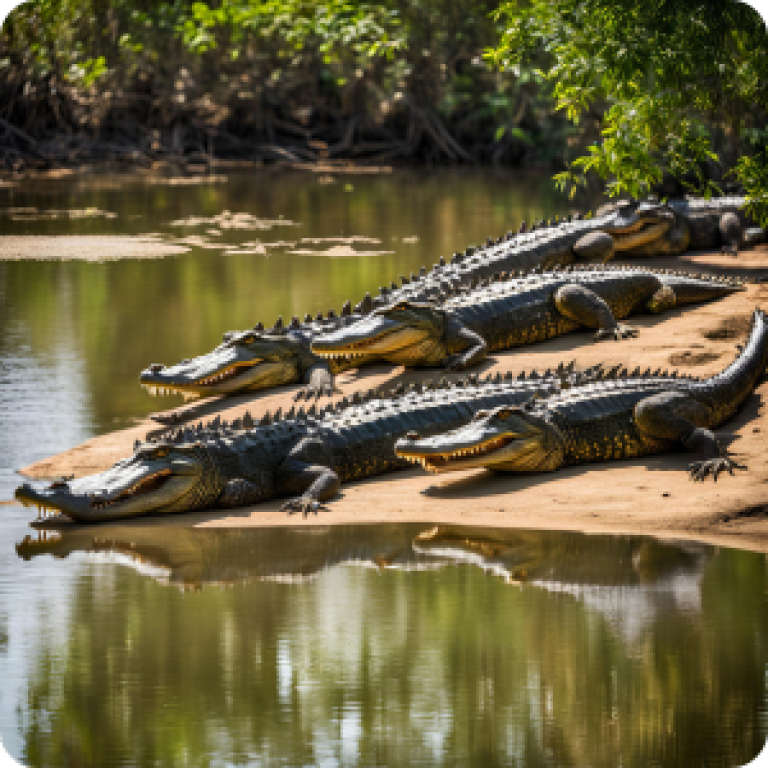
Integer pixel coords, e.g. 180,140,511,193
18,249,768,554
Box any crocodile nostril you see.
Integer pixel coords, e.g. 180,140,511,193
406,431,420,440
149,364,164,373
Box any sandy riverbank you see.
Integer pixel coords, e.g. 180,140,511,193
18,248,768,553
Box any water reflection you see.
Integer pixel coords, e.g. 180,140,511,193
2,170,765,767
12,524,767,767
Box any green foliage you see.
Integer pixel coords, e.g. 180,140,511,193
737,152,768,228
0,0,573,165
489,0,768,199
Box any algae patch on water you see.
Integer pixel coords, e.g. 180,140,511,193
0,235,190,261
288,235,393,257
168,211,298,230
2,207,117,221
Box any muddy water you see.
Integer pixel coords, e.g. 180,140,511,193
3,523,767,766
0,169,573,477
0,170,765,766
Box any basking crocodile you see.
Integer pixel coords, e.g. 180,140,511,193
396,309,768,482
140,262,742,403
312,266,742,371
597,196,761,255
17,364,598,523
139,199,707,400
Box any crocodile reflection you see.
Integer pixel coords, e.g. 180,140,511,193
17,524,709,620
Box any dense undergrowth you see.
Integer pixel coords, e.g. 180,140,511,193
0,0,592,172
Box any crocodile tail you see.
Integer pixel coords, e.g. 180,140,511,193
693,309,768,424
660,272,745,305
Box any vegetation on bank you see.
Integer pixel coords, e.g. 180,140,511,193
490,0,768,222
1,1,767,219
0,0,577,170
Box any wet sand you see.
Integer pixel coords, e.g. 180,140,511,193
19,248,768,552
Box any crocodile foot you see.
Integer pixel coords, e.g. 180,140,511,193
280,496,328,516
689,456,746,482
594,324,638,342
150,412,187,426
294,383,335,401
444,354,471,372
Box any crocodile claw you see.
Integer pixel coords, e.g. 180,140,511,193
594,324,638,342
444,355,467,372
281,497,327,517
688,457,746,482
294,383,336,401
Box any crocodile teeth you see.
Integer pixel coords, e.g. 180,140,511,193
34,503,62,519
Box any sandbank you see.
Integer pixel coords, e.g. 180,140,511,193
18,249,768,553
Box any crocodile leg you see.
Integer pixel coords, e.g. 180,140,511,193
443,324,488,371
277,437,341,516
295,362,336,400
554,283,638,341
219,477,273,508
634,391,746,481
645,285,677,314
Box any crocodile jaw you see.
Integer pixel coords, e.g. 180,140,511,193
612,219,673,251
396,421,548,473
140,351,299,397
313,314,433,360
16,457,202,523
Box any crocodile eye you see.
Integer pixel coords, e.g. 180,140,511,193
473,410,490,421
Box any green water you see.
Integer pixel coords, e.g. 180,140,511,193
0,169,765,766
0,168,573,439
6,524,768,767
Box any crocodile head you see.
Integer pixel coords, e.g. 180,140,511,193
601,201,675,251
396,404,564,474
312,301,446,366
15,442,222,523
140,331,305,398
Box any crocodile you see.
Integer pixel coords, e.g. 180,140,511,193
311,266,742,371
140,260,743,406
597,196,761,256
138,199,708,401
17,364,598,523
396,309,768,482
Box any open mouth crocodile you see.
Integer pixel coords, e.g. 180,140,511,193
18,363,604,523
311,266,742,371
396,310,768,482
141,264,742,405
140,197,755,401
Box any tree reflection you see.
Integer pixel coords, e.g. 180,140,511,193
14,525,767,767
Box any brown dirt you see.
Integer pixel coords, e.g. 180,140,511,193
702,314,755,340
18,249,768,553
668,350,722,366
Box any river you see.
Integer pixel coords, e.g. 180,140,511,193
0,168,765,766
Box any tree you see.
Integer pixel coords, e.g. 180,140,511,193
488,0,768,223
